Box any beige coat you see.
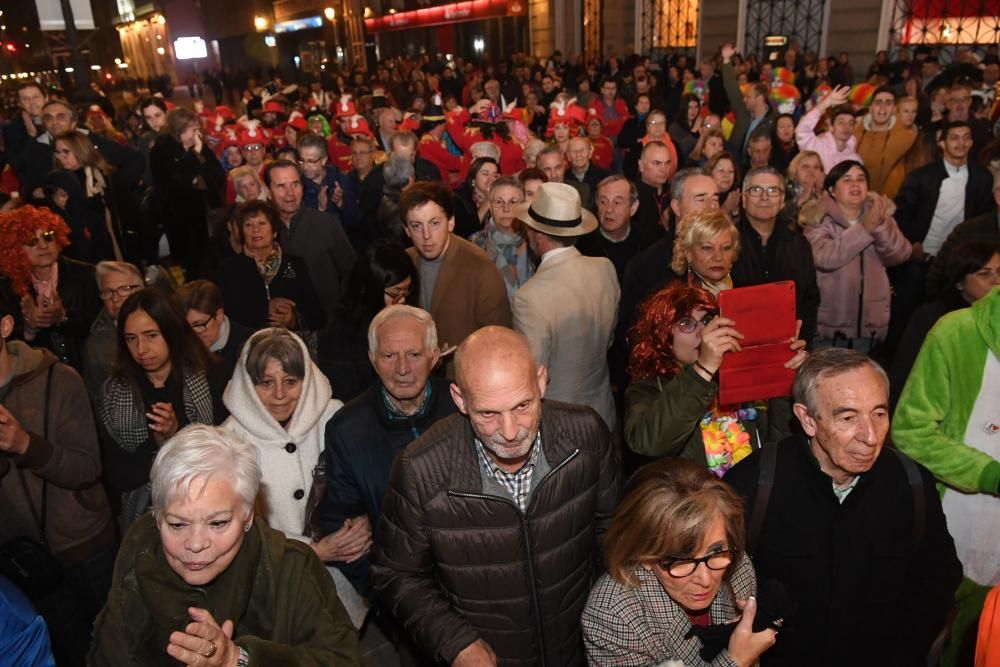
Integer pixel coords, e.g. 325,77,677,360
512,247,620,430
855,115,917,198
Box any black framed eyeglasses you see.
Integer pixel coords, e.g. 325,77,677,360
188,317,213,333
659,549,737,578
676,312,716,334
99,284,142,301
745,185,784,198
25,230,56,247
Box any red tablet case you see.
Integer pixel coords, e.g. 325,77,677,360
717,281,797,405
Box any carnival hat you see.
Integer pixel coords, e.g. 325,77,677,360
514,182,597,237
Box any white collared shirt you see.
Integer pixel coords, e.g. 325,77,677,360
924,160,969,256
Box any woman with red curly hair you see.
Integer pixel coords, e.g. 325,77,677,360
0,204,100,372
623,282,803,477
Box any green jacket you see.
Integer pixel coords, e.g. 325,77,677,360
88,514,359,666
892,286,1000,494
624,364,793,465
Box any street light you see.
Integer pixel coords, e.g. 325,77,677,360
254,15,269,31
324,7,336,21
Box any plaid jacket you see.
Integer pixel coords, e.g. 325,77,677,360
581,554,757,666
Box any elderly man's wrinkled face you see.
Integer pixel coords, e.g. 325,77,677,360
371,315,440,407
267,166,304,217
450,343,548,472
794,365,890,483
673,174,720,220
596,179,637,237
159,475,252,586
742,172,785,224
537,152,565,183
639,145,671,187
566,138,591,170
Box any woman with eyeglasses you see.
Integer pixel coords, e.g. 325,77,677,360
624,282,800,475
581,457,777,666
0,204,100,374
149,107,226,280
83,260,144,401
799,160,911,353
469,177,534,299
317,240,419,402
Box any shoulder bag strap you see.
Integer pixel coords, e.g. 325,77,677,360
14,365,55,547
889,447,926,549
747,439,779,555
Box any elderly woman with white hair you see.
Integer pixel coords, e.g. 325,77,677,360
88,424,359,665
222,328,367,624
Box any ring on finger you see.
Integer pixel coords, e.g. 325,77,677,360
202,640,217,658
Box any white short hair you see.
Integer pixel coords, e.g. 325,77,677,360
151,424,261,517
470,141,501,161
367,305,438,357
95,260,142,287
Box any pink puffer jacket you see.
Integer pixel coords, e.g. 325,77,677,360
802,195,912,341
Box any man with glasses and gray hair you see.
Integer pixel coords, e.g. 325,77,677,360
83,261,144,401
725,348,961,666
732,166,819,343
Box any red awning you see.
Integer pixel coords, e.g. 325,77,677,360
908,0,1000,16
364,0,525,33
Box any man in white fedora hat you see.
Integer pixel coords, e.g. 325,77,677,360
511,182,621,430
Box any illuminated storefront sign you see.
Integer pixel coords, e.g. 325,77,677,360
274,15,324,33
364,0,522,33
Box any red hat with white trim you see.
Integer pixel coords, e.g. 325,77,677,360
345,115,374,138
333,94,357,118
238,126,267,148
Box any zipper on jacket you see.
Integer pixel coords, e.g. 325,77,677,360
444,448,579,666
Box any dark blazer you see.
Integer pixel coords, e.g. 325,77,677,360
322,376,458,598
893,159,995,245
372,401,621,666
149,134,225,277
216,253,326,331
279,208,357,316
731,216,821,344
725,436,962,666
216,318,253,378
633,181,669,242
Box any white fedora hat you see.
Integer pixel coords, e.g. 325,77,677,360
514,182,598,237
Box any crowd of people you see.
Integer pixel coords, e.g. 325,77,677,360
0,38,999,666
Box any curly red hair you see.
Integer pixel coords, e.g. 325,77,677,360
0,205,71,297
628,282,718,382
